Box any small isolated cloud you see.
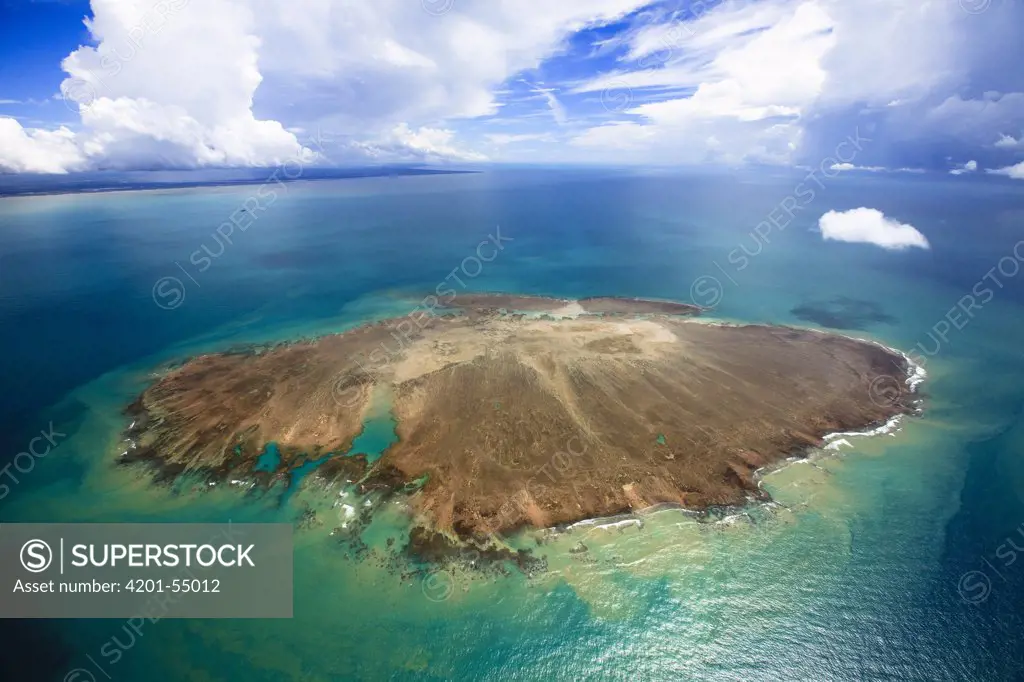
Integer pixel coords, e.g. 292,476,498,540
949,159,978,175
994,134,1023,149
988,161,1024,179
830,163,886,172
818,208,929,250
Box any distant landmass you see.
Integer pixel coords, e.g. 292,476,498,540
122,294,918,557
0,167,477,198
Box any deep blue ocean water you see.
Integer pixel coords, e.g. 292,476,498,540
1,168,1023,680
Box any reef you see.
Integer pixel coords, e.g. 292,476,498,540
123,293,916,550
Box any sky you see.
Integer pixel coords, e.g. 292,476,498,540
0,0,1023,177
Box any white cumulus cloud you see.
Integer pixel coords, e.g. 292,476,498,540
569,0,1024,167
830,163,885,172
3,0,1024,172
1,0,649,173
988,161,1024,180
571,1,833,164
818,208,930,251
994,134,1023,149
949,159,977,175
353,123,487,163
0,118,86,173
61,0,316,170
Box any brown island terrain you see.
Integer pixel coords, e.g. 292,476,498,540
124,293,916,548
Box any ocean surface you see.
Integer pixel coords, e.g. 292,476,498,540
1,168,1023,680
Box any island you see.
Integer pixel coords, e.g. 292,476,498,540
123,294,916,546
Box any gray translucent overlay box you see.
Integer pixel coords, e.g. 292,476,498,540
0,523,292,618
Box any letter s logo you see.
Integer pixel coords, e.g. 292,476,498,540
20,539,53,573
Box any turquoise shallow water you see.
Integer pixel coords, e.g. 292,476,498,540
1,169,1023,680
253,443,282,472
346,389,400,464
